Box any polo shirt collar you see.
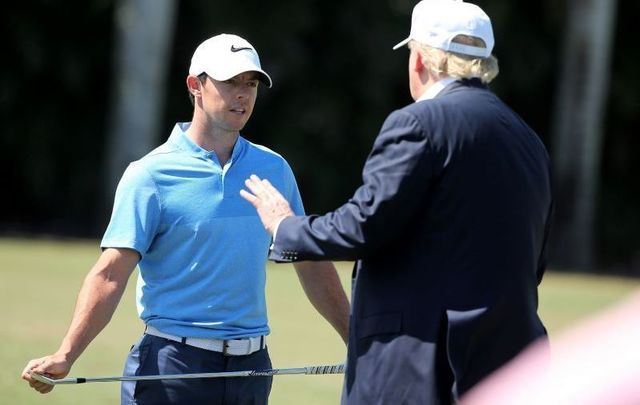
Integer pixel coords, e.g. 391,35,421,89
168,122,246,163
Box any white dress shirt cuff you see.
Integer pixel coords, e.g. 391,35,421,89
270,217,286,250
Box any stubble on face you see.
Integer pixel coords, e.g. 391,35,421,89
202,72,260,134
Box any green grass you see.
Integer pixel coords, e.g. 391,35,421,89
1,238,639,404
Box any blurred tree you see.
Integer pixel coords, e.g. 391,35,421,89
599,1,640,272
550,0,617,269
104,0,177,219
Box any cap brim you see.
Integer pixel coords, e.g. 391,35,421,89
256,71,273,88
204,68,273,89
392,37,411,50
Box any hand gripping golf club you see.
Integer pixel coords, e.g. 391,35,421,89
30,364,345,385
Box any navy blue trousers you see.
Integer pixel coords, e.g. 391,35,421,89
121,334,273,404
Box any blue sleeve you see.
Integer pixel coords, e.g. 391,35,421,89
101,162,161,256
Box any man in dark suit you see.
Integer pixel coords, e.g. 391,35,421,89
241,0,553,403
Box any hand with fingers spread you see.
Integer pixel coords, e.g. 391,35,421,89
240,174,294,235
21,353,71,393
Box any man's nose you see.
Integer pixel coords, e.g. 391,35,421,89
236,87,250,99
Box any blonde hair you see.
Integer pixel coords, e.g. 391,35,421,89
409,36,499,83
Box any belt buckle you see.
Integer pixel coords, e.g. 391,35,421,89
222,337,259,356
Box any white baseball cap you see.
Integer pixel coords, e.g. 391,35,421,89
392,0,494,58
189,34,273,88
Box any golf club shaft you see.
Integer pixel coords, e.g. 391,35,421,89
31,364,345,385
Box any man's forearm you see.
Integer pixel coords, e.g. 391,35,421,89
294,261,350,343
56,248,138,364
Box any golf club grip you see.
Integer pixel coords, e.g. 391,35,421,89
29,372,80,385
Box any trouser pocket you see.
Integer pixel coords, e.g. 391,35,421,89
120,334,151,405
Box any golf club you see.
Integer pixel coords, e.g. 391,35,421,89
30,363,345,385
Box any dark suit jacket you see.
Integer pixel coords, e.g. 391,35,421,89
271,79,553,404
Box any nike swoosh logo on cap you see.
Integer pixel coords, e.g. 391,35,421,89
230,45,253,52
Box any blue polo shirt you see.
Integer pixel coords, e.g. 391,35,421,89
101,122,304,339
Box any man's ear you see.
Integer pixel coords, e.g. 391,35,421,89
413,51,425,74
186,75,203,98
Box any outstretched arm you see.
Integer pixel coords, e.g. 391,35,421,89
293,261,350,344
21,247,139,393
241,177,350,341
242,110,432,261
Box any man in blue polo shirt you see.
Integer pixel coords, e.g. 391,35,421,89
22,34,350,404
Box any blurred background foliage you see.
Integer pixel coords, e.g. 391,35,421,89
0,0,638,273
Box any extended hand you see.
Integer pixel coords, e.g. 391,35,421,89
240,174,294,235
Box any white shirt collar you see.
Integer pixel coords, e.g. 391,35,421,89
415,77,458,103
